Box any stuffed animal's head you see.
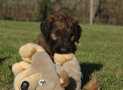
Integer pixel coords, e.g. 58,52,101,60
14,52,64,90
19,43,45,63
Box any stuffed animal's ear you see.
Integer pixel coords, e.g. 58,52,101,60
72,23,82,43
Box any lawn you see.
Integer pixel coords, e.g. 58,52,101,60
0,20,123,90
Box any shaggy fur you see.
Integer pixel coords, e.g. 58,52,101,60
37,11,81,56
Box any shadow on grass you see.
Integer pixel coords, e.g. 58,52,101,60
0,56,14,86
0,56,9,64
80,62,103,87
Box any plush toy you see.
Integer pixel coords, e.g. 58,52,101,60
12,43,69,90
19,43,45,63
54,53,82,90
12,43,45,76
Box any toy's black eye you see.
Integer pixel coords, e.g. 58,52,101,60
38,80,46,86
21,81,29,90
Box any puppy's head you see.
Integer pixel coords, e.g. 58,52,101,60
41,12,81,54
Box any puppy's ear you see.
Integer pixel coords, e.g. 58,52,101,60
41,19,53,40
72,23,82,43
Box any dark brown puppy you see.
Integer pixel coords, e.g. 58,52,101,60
38,11,81,56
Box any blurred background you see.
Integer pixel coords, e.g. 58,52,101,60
0,0,123,25
0,0,123,90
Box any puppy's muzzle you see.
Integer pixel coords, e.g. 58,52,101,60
56,47,74,53
60,48,67,52
21,81,29,90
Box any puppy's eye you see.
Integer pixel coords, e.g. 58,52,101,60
51,33,57,40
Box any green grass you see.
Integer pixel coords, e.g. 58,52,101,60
0,20,123,90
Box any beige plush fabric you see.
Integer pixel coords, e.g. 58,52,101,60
13,52,64,90
54,53,82,90
19,43,45,63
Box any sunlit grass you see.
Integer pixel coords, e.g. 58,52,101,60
0,20,123,90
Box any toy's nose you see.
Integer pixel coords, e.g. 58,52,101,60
21,81,29,90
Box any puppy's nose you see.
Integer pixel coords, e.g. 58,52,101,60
21,81,29,90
